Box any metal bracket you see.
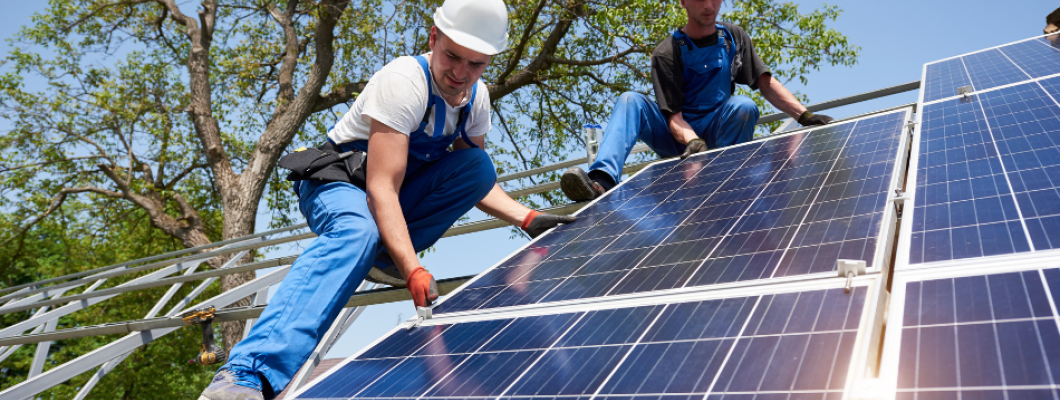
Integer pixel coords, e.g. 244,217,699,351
892,189,910,218
405,306,433,331
957,85,974,100
892,189,909,207
584,124,601,165
904,120,917,137
837,259,867,293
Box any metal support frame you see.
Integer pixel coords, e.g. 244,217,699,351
0,79,921,399
0,267,291,399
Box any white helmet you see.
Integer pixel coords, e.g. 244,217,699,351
433,0,509,55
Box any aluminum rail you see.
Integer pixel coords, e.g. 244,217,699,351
0,275,475,347
757,80,920,124
0,79,920,302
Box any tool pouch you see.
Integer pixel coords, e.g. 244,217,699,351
278,141,366,188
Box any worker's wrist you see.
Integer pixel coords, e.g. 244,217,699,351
521,210,541,230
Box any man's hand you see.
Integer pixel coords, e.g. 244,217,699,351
680,138,708,160
406,267,439,307
798,111,833,126
522,210,577,238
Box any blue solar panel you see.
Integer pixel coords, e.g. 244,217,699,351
908,77,1060,264
434,111,906,314
293,286,871,400
922,37,1060,104
962,49,1032,92
890,267,1060,399
998,37,1060,79
923,58,973,103
909,95,1031,264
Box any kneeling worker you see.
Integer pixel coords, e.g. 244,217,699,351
198,1,575,399
561,0,833,201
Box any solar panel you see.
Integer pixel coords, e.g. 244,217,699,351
878,261,1060,399
435,109,909,315
920,35,1060,103
923,58,973,103
903,78,1060,266
292,280,881,400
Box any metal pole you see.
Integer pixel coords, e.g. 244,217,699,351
71,252,245,400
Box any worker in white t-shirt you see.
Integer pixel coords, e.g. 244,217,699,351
198,1,576,399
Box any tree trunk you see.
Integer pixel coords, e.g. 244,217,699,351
218,190,261,350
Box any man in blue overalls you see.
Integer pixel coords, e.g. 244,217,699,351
560,0,834,201
198,1,575,399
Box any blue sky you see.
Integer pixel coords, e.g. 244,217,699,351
1,0,1056,363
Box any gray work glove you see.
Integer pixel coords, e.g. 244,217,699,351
522,211,577,238
680,138,708,160
798,111,834,126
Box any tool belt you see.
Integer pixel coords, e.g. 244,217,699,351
278,141,367,188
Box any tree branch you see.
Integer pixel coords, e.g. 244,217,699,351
545,47,644,66
164,163,208,189
488,0,585,100
267,0,301,106
310,81,368,113
497,0,550,84
0,155,106,173
0,186,122,250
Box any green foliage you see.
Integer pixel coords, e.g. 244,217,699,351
0,200,222,399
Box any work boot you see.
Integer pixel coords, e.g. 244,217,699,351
561,167,611,202
199,369,264,400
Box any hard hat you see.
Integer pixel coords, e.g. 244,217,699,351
433,0,509,55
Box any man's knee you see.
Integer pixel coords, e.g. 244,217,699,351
615,91,650,112
728,96,760,122
451,148,497,193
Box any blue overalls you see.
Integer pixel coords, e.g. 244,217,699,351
589,24,760,184
220,55,496,398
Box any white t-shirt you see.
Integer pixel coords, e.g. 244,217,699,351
328,54,491,145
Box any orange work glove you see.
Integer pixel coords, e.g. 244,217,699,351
406,267,439,307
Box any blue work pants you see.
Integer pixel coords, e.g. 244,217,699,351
221,148,496,398
589,92,759,183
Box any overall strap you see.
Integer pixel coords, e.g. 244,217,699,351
455,83,480,149
414,55,448,139
716,23,737,55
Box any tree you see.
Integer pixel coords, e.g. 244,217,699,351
0,0,859,349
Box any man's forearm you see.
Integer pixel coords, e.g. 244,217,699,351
367,187,421,278
667,112,699,145
758,74,807,119
475,183,532,226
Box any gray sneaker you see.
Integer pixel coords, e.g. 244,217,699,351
199,369,264,400
561,167,607,202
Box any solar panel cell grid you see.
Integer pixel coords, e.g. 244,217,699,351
294,286,870,400
961,49,1030,93
997,37,1060,79
893,268,1060,398
923,58,973,103
434,111,905,314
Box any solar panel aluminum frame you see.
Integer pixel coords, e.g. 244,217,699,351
876,255,1060,398
425,107,915,320
919,33,1060,106
288,275,887,400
